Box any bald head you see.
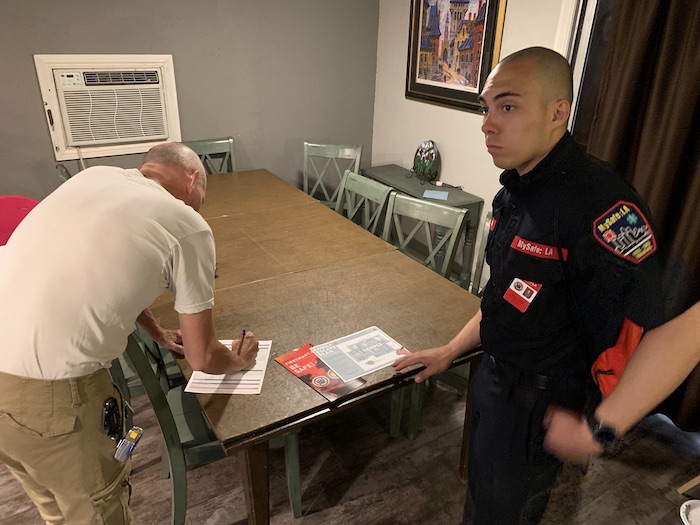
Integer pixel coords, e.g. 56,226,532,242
141,142,207,211
498,47,573,104
142,142,206,178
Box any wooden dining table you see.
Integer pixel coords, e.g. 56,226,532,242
149,169,482,524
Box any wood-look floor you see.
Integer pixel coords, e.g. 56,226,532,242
1,383,699,525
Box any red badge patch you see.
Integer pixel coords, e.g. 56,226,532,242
503,278,542,313
593,201,656,263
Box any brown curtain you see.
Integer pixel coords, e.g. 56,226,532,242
587,1,700,430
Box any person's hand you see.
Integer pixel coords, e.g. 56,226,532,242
234,331,259,370
543,406,604,463
155,328,185,355
392,346,453,383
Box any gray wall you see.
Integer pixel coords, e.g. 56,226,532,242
0,0,379,199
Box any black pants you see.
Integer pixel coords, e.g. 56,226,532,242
462,354,591,525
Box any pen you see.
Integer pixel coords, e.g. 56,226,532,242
236,329,246,355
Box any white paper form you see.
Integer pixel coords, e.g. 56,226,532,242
184,340,271,394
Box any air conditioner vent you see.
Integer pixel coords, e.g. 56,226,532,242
62,88,166,144
83,70,160,86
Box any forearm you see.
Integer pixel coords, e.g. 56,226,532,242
595,301,700,434
178,310,246,374
137,308,166,341
191,340,244,375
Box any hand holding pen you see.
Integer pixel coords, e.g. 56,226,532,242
234,329,260,368
236,329,246,354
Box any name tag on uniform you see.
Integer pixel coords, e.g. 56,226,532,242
504,278,542,313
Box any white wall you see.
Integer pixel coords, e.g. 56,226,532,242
372,0,577,286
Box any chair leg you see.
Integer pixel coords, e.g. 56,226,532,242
407,382,427,440
283,431,302,518
161,441,171,479
164,446,188,525
389,388,405,438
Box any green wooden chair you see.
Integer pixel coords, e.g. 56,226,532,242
334,170,394,235
303,142,362,208
397,211,491,441
56,164,72,183
381,193,468,279
110,323,184,402
469,210,493,297
381,194,470,439
184,137,236,174
116,329,303,524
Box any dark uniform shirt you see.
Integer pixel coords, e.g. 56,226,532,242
480,132,664,376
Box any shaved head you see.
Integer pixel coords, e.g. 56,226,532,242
142,142,206,180
479,47,573,175
141,142,208,211
498,47,573,104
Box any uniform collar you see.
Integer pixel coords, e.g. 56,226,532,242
499,132,578,195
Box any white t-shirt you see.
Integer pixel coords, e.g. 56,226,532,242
0,167,216,379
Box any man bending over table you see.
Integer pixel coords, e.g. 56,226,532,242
0,142,258,524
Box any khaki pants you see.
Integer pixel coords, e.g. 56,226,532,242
0,368,133,525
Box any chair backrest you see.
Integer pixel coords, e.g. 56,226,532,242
382,193,468,279
303,142,362,206
184,137,236,174
334,170,394,235
0,195,39,245
122,328,225,525
56,163,72,183
469,210,492,297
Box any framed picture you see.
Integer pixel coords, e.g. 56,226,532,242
406,0,507,113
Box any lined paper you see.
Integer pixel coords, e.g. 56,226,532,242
184,340,271,394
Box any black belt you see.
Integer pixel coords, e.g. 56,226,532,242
487,354,555,391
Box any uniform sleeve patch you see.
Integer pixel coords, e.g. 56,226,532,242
593,201,656,263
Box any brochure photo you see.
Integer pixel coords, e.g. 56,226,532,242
311,326,405,382
275,343,366,401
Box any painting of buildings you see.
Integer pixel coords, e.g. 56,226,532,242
416,0,489,91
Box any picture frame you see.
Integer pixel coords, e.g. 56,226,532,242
406,0,507,113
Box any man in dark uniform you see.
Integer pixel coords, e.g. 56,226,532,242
393,47,664,524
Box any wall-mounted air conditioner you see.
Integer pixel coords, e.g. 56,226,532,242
34,54,181,161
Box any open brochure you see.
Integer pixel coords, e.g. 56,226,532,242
185,340,271,394
310,326,405,382
275,343,366,401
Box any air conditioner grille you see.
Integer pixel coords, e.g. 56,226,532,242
62,87,167,145
83,70,159,86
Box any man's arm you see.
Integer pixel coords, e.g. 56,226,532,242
393,309,482,383
544,301,700,462
178,309,259,374
137,308,185,354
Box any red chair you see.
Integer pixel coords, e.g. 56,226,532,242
0,195,39,245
